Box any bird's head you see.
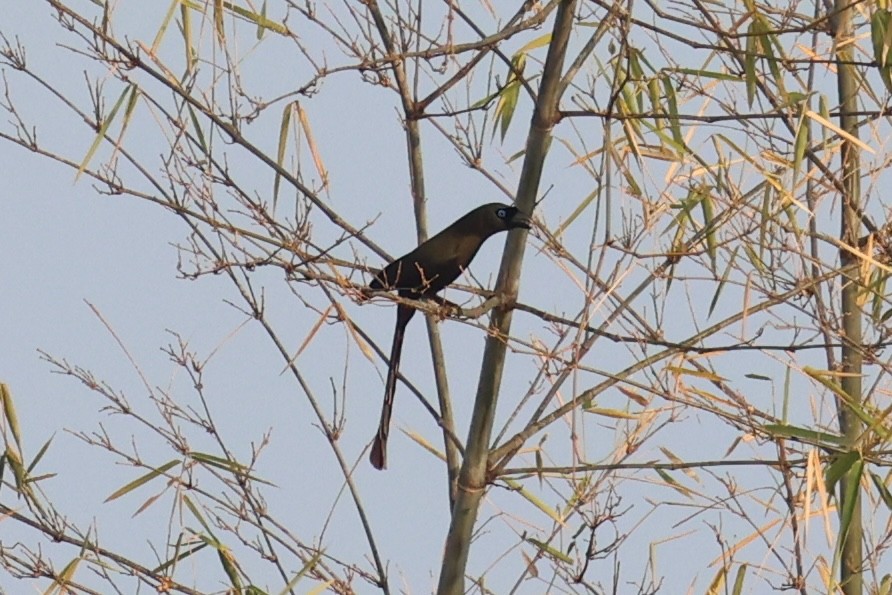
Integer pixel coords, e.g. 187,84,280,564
478,202,532,234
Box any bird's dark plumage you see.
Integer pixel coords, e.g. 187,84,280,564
369,203,531,470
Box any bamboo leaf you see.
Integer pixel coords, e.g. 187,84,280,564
76,83,130,181
180,0,287,34
763,423,845,446
872,10,892,92
180,2,196,72
516,33,552,54
214,0,225,40
218,545,242,590
732,564,747,595
706,566,726,595
186,104,207,153
133,491,165,517
674,68,742,82
655,468,693,497
278,550,324,594
5,447,26,494
305,582,335,595
504,479,566,525
152,542,206,574
709,247,738,317
804,367,888,439
257,0,268,40
105,459,179,502
661,74,684,147
804,110,875,154
273,102,294,211
45,556,82,595
26,435,54,474
0,383,23,453
665,366,726,382
870,471,892,509
524,537,573,564
824,451,860,494
744,21,757,107
698,185,717,273
183,495,214,534
585,407,638,419
296,102,328,190
838,456,863,542
151,0,181,53
552,187,598,239
494,53,525,141
791,107,808,188
188,451,275,485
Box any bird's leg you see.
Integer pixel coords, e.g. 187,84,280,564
428,294,462,320
370,303,416,470
453,294,506,319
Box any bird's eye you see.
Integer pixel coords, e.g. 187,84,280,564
496,208,507,218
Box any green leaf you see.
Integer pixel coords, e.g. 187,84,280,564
218,546,242,590
5,447,26,494
151,0,181,52
181,0,288,35
186,104,207,153
744,21,758,107
824,450,860,494
661,74,684,147
105,459,180,502
709,247,737,317
655,468,693,498
870,471,892,509
697,185,717,273
791,107,808,188
706,566,726,595
26,435,54,474
273,102,294,211
188,451,274,485
151,542,206,574
257,0,268,40
183,495,214,535
504,478,565,525
46,555,82,595
763,423,844,446
493,53,526,141
524,537,573,564
76,83,132,181
0,384,23,454
803,367,889,440
838,456,863,542
879,574,892,595
872,10,892,92
674,68,742,82
732,564,747,595
278,550,324,594
516,33,552,54
745,373,771,381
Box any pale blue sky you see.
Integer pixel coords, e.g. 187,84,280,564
2,1,880,593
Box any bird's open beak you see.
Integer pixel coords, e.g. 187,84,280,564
510,210,533,230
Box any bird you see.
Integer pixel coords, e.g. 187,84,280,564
368,202,532,470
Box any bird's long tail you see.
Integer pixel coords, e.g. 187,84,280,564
370,305,415,469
